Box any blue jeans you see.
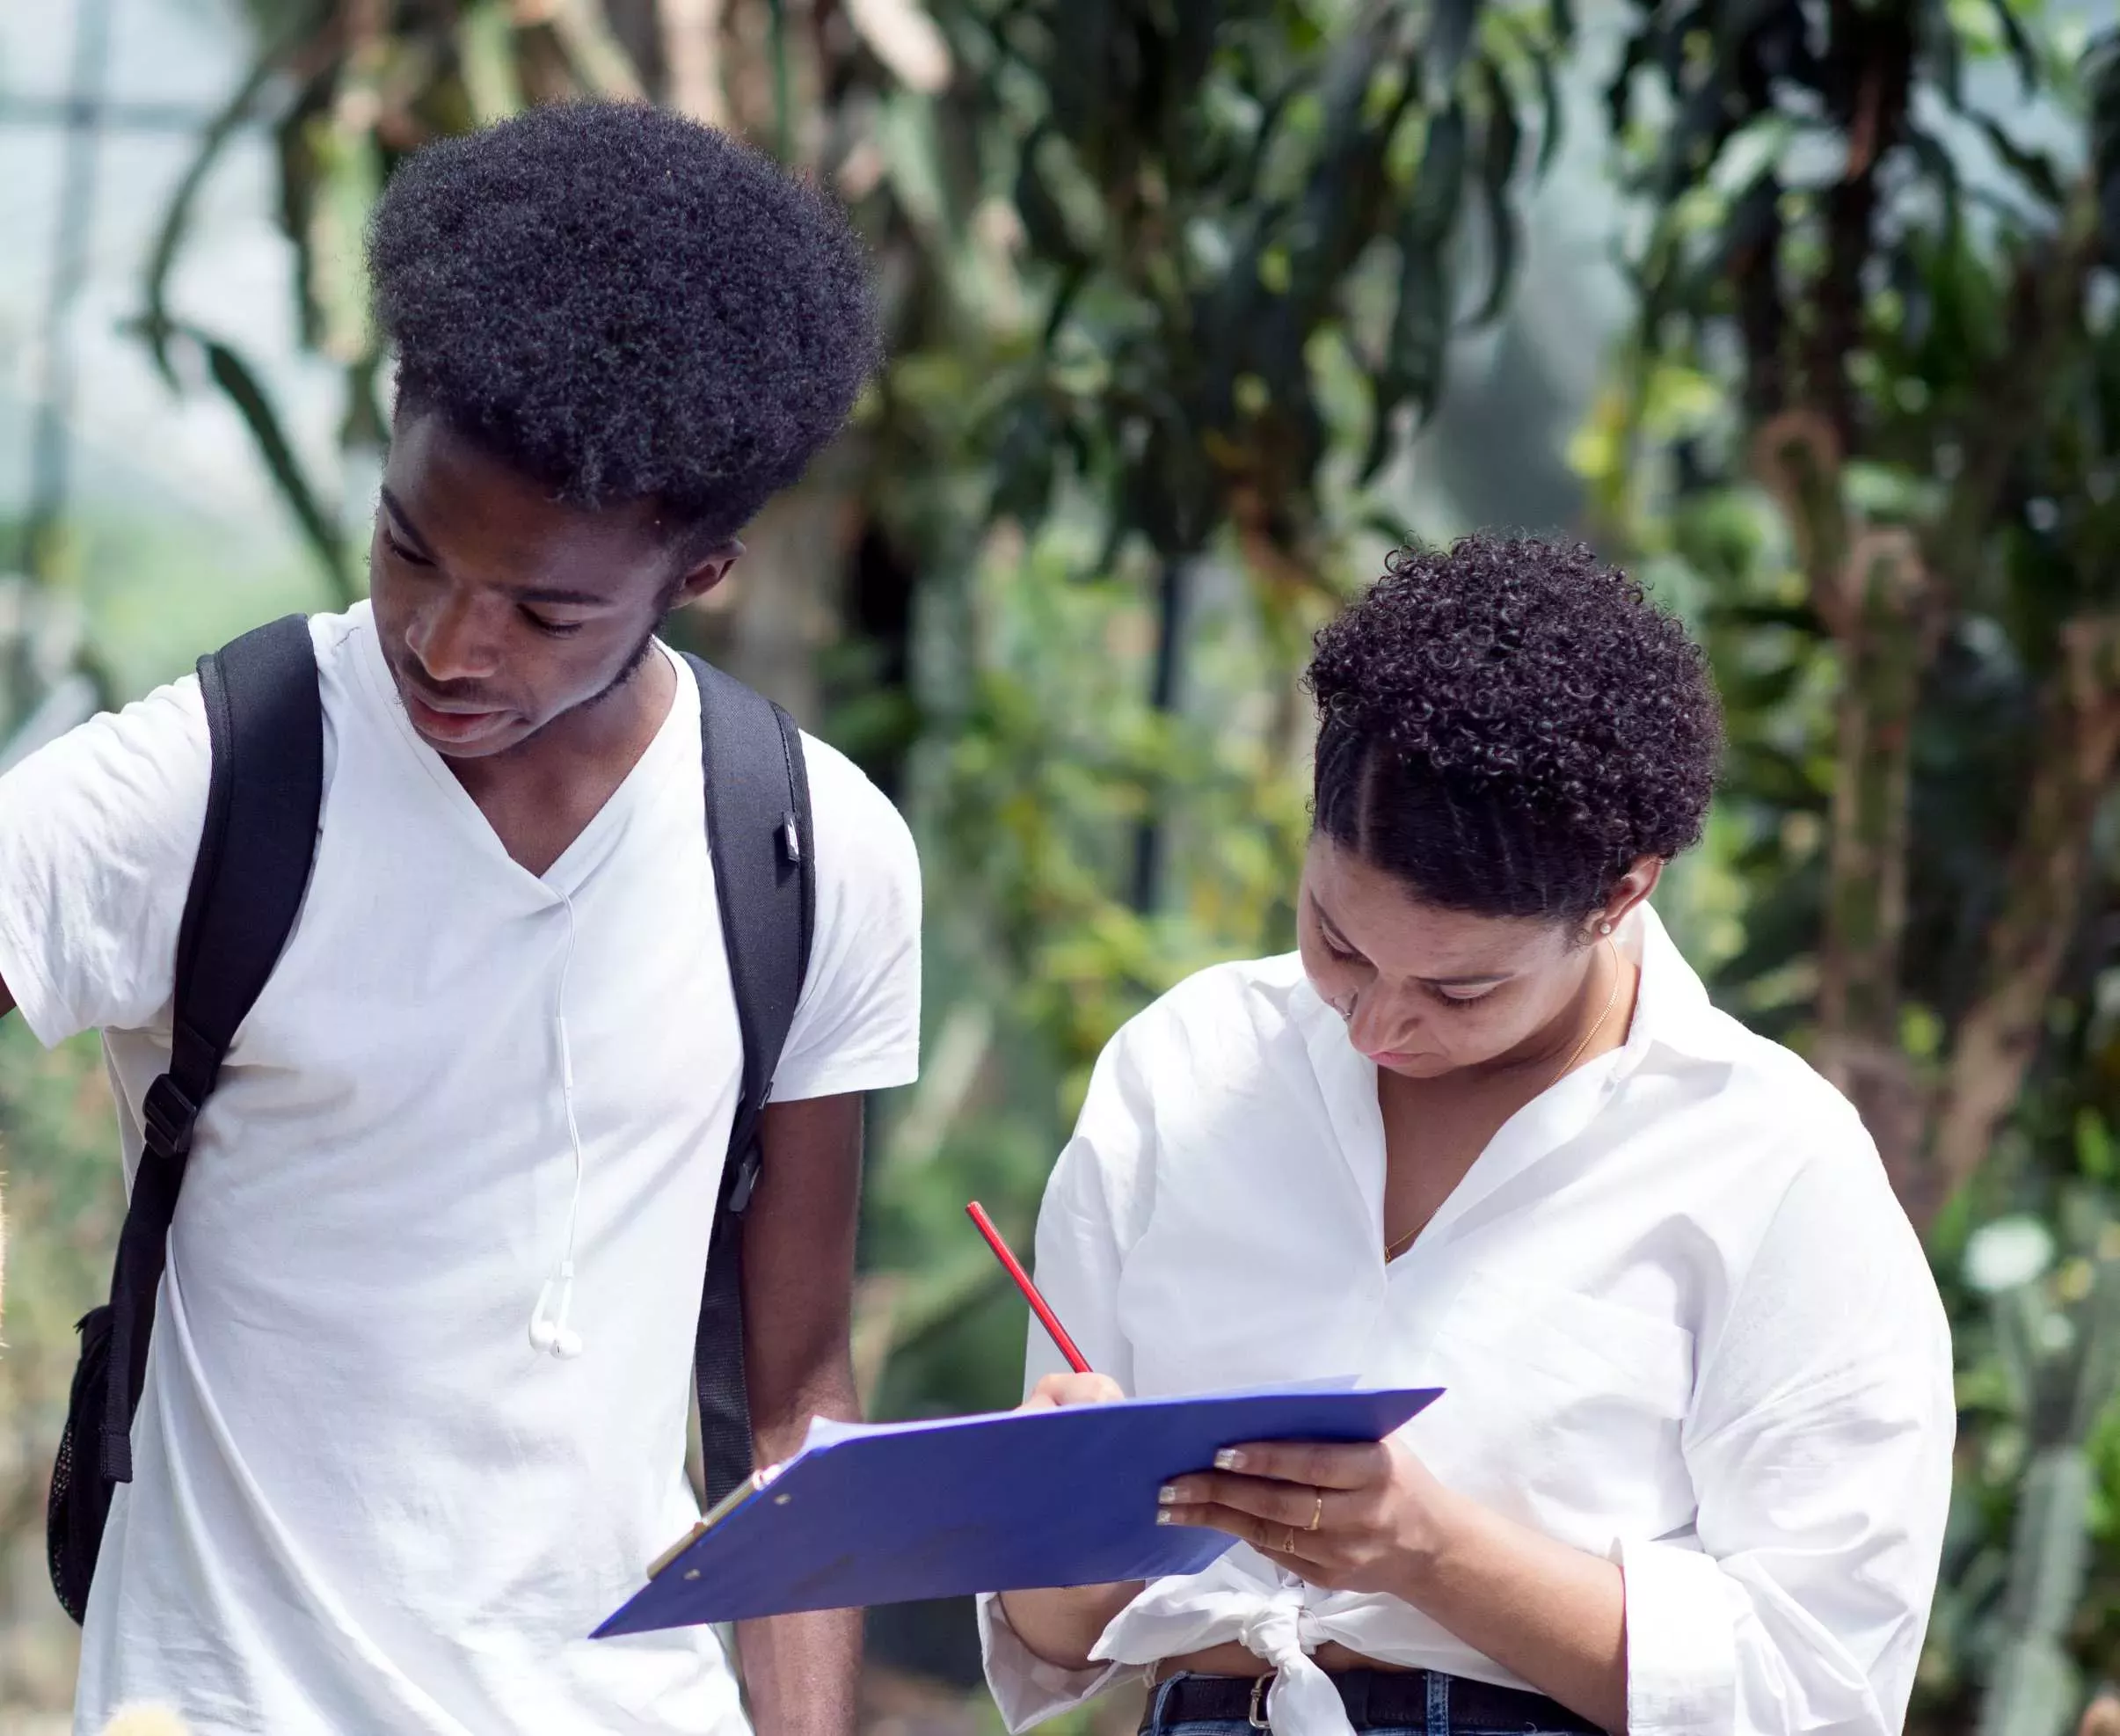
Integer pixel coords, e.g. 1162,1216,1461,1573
1140,1671,1594,1736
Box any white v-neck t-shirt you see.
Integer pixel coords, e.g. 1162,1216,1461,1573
0,603,922,1735
980,907,1951,1736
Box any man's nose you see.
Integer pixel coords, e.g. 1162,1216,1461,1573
407,591,499,684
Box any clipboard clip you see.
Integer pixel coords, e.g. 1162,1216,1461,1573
645,1461,788,1579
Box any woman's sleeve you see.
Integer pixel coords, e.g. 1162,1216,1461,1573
1621,1134,1956,1736
977,1024,1161,1730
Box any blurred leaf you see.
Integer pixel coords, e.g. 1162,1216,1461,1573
139,9,325,387
187,326,351,606
1425,0,1478,88
1468,57,1522,326
1987,0,2040,98
2090,28,2120,264
545,0,647,99
302,108,382,365
1975,113,2066,208
455,1,524,124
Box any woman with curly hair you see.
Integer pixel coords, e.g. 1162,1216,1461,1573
980,536,1952,1736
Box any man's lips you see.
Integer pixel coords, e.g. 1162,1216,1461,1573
401,687,507,742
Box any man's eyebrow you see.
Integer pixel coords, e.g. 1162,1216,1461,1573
377,487,435,557
379,489,613,608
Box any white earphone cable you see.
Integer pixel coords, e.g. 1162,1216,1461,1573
530,890,588,1360
554,889,585,1273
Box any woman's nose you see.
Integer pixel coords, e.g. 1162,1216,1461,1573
1344,986,1417,1057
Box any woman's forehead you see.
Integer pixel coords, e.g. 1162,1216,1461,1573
1304,836,1565,979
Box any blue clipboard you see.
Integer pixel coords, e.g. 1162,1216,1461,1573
594,1384,1441,1637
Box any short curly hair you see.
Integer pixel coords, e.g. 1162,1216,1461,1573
368,102,879,543
1305,533,1723,923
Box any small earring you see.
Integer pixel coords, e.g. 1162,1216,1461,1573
1597,920,1614,937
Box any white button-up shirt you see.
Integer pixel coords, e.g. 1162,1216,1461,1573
978,906,1952,1736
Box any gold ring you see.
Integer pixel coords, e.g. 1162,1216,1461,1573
1281,1526,1300,1555
1307,1491,1323,1532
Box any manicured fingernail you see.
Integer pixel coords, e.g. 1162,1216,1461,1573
1214,1448,1244,1471
1158,1484,1180,1505
1155,1509,1173,1525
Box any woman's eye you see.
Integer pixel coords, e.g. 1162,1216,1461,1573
1430,985,1497,1009
524,612,586,638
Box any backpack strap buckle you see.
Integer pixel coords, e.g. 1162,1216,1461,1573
727,1143,764,1214
140,1074,200,1162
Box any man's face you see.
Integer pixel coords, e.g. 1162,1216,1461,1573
367,412,732,761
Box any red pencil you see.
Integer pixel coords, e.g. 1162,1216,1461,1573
965,1200,1093,1375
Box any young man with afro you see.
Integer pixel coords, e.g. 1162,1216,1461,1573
0,103,918,1736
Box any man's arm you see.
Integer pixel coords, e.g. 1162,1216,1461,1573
732,1091,866,1736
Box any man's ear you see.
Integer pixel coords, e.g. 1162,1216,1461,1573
674,539,744,609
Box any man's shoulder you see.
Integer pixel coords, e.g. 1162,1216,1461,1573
796,733,916,871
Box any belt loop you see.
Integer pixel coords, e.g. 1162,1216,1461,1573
1426,1668,1450,1736
1139,1672,1179,1735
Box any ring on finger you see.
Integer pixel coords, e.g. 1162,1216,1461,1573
1306,1490,1323,1532
1280,1526,1300,1555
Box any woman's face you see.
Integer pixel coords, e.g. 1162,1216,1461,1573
1297,834,1657,1081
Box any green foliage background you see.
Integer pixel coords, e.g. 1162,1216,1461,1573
4,1,2120,1732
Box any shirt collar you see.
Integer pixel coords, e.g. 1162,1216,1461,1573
1610,901,1746,1076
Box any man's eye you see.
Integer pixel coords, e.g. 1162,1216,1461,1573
382,528,432,567
524,612,585,638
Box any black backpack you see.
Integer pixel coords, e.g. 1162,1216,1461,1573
47,615,816,1623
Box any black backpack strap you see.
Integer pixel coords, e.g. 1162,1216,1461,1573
683,653,816,1509
98,616,322,1483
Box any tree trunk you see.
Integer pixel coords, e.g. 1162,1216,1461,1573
1920,616,2120,1226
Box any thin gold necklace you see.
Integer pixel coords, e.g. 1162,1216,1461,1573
1381,939,1621,1264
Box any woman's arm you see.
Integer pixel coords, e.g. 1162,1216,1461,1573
993,1581,1147,1674
993,1373,1143,1670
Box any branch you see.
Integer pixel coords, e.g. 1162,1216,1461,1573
1920,615,2120,1229
1751,408,1848,611
1932,188,2102,595
1803,7,1912,453
1815,526,1936,1044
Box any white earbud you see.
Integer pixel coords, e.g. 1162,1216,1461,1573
530,1266,585,1360
529,892,589,1362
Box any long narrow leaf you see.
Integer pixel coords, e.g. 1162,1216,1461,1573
1426,0,1478,89
456,0,525,124
2087,29,2120,264
191,327,352,606
140,4,329,388
549,0,647,100
1987,0,2039,98
1976,113,2065,208
1468,56,1522,325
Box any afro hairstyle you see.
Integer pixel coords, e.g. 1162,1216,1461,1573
368,101,880,543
